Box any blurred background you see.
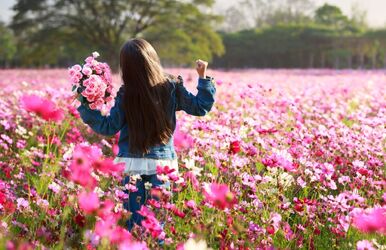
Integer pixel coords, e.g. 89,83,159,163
0,0,385,70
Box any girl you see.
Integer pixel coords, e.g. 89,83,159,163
77,38,216,231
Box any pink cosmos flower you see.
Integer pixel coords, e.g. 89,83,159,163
138,206,164,239
93,159,125,177
156,165,176,175
68,144,102,189
356,240,375,250
352,207,386,235
21,94,64,122
78,191,99,214
119,240,149,250
203,183,237,210
97,199,115,220
185,200,197,210
95,215,132,244
270,212,282,233
184,171,200,191
262,153,296,172
173,125,193,151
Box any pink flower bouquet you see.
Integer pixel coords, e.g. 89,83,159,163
69,52,116,115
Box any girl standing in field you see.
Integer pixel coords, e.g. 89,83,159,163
76,38,216,231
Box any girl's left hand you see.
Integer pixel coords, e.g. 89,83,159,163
196,59,208,79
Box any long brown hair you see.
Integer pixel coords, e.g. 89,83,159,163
120,38,173,154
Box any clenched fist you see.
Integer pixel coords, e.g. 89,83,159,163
196,59,208,79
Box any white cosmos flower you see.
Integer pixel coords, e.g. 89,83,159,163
183,238,212,250
92,51,100,58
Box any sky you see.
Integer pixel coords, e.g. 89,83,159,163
1,0,386,27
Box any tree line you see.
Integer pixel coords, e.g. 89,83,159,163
0,0,385,69
214,2,386,69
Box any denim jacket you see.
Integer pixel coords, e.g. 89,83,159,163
77,76,216,159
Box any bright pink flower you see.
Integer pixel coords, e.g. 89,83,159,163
173,126,193,151
95,215,132,244
185,200,196,209
21,95,64,122
78,191,99,214
137,205,155,218
93,159,125,177
184,171,200,191
119,240,148,250
138,206,164,239
262,153,296,172
68,144,102,189
352,207,386,235
156,165,175,175
97,199,115,220
203,183,237,210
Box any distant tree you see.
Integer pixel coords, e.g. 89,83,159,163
11,0,224,69
0,22,17,68
314,4,349,30
365,29,386,68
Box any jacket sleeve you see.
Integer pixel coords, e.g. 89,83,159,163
77,86,126,136
175,76,216,116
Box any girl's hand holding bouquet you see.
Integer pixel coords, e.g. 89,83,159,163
69,52,116,116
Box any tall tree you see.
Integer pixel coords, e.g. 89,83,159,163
0,22,17,68
11,0,224,69
314,4,349,30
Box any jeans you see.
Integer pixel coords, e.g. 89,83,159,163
121,174,169,231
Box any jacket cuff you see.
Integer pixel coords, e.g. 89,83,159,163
77,103,100,116
198,76,215,88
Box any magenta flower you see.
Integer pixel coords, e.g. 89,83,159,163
138,206,164,239
119,240,149,250
93,159,125,177
156,165,176,175
173,125,193,151
203,183,237,210
68,144,101,189
21,94,64,122
352,207,386,235
95,215,132,244
78,191,99,214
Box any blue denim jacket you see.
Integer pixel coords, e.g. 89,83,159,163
77,76,216,159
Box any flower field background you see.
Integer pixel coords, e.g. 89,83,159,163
0,69,385,249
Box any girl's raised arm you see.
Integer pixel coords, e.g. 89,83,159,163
77,87,126,136
175,59,216,116
175,75,216,116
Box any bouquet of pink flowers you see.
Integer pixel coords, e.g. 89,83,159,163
69,52,116,115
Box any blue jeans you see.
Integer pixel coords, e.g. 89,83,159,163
121,174,168,231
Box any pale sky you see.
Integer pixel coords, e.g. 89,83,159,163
1,0,386,27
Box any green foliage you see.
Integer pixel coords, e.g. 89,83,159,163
314,4,349,29
213,23,386,69
10,0,224,69
0,22,17,67
5,1,386,69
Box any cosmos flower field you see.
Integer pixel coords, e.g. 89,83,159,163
0,69,385,249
